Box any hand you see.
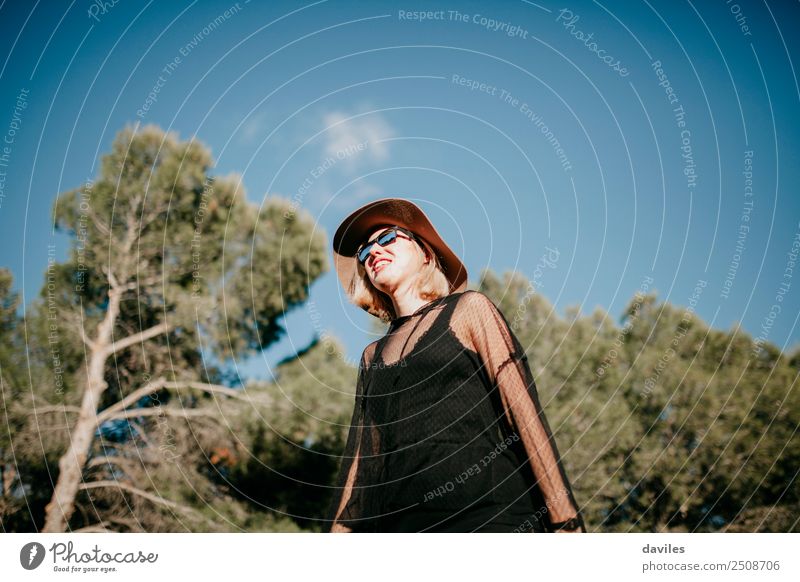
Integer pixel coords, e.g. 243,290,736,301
554,525,586,533
331,522,352,533
549,516,586,533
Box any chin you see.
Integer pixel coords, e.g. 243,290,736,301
371,265,393,280
371,275,391,289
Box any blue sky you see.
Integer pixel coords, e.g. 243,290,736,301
1,0,799,382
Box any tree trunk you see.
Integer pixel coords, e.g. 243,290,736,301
2,461,15,496
42,287,121,532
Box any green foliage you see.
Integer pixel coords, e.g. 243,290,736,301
223,337,358,531
1,269,71,532
4,251,798,531
2,124,332,532
475,269,798,532
2,124,797,532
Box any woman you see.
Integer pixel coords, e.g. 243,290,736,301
326,198,585,533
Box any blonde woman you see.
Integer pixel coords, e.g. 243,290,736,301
326,198,585,533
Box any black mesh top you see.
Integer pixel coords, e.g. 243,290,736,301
325,290,585,533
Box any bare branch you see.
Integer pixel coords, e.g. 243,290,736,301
78,481,215,527
162,381,250,400
55,305,97,351
28,405,82,415
86,456,138,470
84,206,111,238
95,377,167,425
79,326,96,350
102,321,171,357
73,522,113,533
106,267,119,290
96,377,264,426
103,408,216,422
79,480,184,510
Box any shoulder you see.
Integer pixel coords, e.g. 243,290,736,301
361,340,380,369
450,290,509,340
452,290,501,316
453,290,519,339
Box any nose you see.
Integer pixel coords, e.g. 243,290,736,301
367,244,390,268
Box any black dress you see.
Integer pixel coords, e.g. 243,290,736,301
325,290,585,533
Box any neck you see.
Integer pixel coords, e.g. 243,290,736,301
391,294,432,319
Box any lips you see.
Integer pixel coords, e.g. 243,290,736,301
373,258,391,274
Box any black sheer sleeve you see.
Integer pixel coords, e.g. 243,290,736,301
452,291,586,532
325,344,373,532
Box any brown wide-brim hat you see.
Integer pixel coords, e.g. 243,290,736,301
332,198,468,307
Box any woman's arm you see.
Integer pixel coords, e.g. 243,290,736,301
326,343,377,533
453,291,586,533
330,441,361,533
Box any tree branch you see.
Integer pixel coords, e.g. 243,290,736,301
95,377,167,426
162,381,253,401
78,480,215,526
73,522,113,533
79,480,184,510
96,378,262,426
79,325,97,351
105,267,119,290
59,306,97,350
28,405,82,415
103,407,217,422
103,321,171,357
86,455,138,470
84,206,111,238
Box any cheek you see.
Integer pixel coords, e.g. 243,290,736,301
395,254,419,274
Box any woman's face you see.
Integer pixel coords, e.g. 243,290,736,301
361,227,427,293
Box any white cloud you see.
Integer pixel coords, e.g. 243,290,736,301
238,111,269,144
331,181,383,210
322,111,395,168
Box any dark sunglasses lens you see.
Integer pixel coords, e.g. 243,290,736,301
377,229,397,245
357,229,398,263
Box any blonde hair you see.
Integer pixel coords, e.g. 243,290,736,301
349,234,451,324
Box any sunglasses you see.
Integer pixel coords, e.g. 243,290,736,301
356,226,419,265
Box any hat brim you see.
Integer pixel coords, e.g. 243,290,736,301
332,198,468,302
